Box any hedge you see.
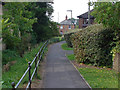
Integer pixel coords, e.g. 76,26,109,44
64,29,82,47
64,33,74,47
71,24,115,67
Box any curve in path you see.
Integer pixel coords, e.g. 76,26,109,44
44,41,91,89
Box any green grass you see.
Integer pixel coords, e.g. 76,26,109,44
2,42,48,88
65,46,119,88
67,54,75,61
61,43,73,50
78,67,118,88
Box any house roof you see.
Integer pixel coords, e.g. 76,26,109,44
60,19,72,25
77,9,94,19
60,19,78,25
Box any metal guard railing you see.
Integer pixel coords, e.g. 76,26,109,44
11,40,49,90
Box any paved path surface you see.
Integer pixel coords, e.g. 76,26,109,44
44,41,91,88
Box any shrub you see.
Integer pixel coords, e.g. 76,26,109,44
64,29,82,48
71,24,115,67
64,33,74,47
2,50,20,65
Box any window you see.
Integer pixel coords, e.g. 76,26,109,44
68,25,71,29
84,19,88,24
84,19,86,24
60,25,63,29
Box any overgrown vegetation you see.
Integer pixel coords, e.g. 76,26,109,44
91,2,120,62
2,42,47,88
2,50,20,65
61,43,73,50
78,67,118,88
71,24,115,67
2,2,59,59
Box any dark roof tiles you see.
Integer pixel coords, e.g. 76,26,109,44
77,9,94,19
60,19,72,25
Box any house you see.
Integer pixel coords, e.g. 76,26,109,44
77,9,94,28
58,15,77,34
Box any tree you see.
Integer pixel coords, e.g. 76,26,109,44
91,1,120,57
2,2,36,57
31,2,55,42
2,18,21,49
49,21,60,36
3,2,36,36
92,2,120,30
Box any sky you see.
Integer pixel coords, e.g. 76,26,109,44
52,0,93,23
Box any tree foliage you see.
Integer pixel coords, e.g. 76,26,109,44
92,2,120,30
91,1,120,54
2,2,59,57
31,2,57,42
3,2,36,36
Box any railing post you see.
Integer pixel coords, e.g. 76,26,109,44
11,82,15,90
35,54,37,78
28,62,31,90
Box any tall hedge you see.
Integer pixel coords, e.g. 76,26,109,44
64,33,74,47
71,24,115,67
64,29,82,47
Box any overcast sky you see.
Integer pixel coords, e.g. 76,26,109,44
52,0,93,23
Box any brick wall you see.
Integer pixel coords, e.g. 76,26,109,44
59,24,75,34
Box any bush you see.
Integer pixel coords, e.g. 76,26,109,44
64,29,82,48
2,50,20,65
49,37,64,44
64,33,74,48
71,24,115,67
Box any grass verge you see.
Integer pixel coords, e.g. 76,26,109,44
78,67,118,88
61,43,73,50
66,54,119,88
2,42,48,88
67,54,75,61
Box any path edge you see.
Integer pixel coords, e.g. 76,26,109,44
65,53,92,89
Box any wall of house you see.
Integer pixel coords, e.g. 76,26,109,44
59,24,75,34
78,18,95,28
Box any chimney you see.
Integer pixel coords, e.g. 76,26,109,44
65,15,68,20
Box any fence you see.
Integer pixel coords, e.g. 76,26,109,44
11,40,49,90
